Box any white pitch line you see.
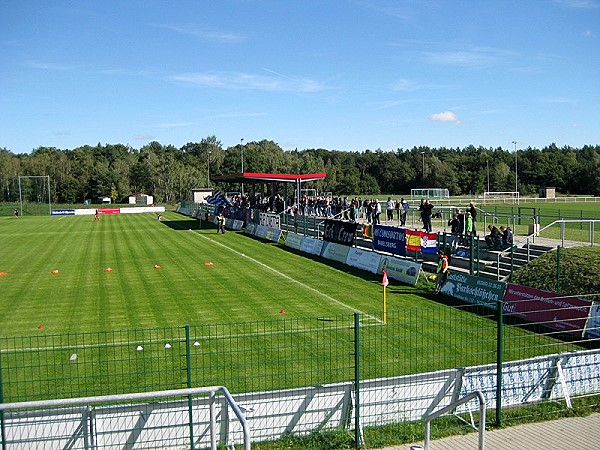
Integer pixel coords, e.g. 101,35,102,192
197,233,383,324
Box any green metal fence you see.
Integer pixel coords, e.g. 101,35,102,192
1,303,598,448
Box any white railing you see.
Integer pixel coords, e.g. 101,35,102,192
0,386,251,450
423,390,486,450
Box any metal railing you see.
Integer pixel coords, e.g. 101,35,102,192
495,219,600,280
423,391,486,450
0,386,251,450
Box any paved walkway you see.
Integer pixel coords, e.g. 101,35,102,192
381,413,600,450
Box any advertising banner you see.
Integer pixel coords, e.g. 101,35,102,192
321,241,351,263
345,248,382,274
285,232,304,250
51,209,75,216
323,219,356,246
300,237,324,256
585,302,600,338
264,228,282,243
372,225,406,256
504,284,592,337
98,208,121,214
260,212,281,229
378,255,420,286
440,272,506,310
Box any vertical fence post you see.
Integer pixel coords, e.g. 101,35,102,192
354,312,361,450
0,342,6,450
556,246,561,293
496,297,504,427
469,233,474,275
509,244,514,283
185,325,196,450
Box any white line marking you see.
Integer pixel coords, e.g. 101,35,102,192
197,233,383,323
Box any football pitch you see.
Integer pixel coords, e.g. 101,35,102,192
0,209,589,401
0,211,425,337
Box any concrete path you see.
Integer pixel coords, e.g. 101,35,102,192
381,413,600,450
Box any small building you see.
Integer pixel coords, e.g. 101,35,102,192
128,193,154,205
539,187,556,198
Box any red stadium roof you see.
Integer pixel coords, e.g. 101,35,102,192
211,172,327,183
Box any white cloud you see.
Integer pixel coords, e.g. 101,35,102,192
554,0,600,9
431,111,460,123
170,71,325,93
153,24,244,43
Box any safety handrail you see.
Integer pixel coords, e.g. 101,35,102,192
423,390,486,450
0,386,251,450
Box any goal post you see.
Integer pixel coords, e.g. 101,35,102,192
483,191,520,204
15,175,52,216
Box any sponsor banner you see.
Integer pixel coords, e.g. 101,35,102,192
420,232,438,254
346,248,382,274
74,209,98,215
323,219,356,246
285,232,304,250
51,209,75,216
405,229,421,252
300,237,324,256
372,225,406,256
231,219,244,231
264,228,281,242
260,212,281,229
98,208,120,214
245,222,256,235
378,256,420,286
320,241,351,263
586,302,600,338
504,284,592,337
440,272,506,310
255,224,268,239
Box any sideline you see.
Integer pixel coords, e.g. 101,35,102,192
196,232,383,324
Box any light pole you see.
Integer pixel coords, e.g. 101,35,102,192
512,140,518,194
240,138,245,196
421,151,425,181
207,150,211,188
486,159,490,193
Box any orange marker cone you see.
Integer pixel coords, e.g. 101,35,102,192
51,269,59,275
104,267,112,272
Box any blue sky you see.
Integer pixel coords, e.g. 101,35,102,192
1,0,598,154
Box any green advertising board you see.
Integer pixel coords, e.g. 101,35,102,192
440,272,506,310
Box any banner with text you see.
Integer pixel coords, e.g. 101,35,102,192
323,219,357,246
504,284,592,337
440,272,506,310
378,255,421,286
372,225,406,256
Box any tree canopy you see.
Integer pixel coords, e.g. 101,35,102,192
1,140,599,204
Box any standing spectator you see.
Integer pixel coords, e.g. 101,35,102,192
386,197,395,221
465,211,474,244
14,208,19,218
399,198,409,226
421,200,434,232
217,211,225,234
418,198,425,224
435,250,449,293
448,213,460,249
467,202,477,236
372,199,382,225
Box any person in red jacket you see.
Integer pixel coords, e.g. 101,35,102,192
435,250,449,293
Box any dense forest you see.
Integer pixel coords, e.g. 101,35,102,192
1,138,599,204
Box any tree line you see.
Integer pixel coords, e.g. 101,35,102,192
1,138,599,204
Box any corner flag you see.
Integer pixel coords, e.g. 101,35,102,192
382,270,389,287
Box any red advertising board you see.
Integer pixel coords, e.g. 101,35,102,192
98,208,121,214
504,283,591,336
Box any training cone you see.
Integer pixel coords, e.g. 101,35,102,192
204,262,213,266
280,310,286,314
0,272,8,276
104,267,112,272
136,345,143,351
51,269,59,275
164,343,172,349
37,325,44,330
154,264,161,269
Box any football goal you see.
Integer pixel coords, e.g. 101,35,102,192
410,188,449,199
0,175,52,216
483,191,520,204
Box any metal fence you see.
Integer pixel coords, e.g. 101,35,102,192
1,303,599,448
